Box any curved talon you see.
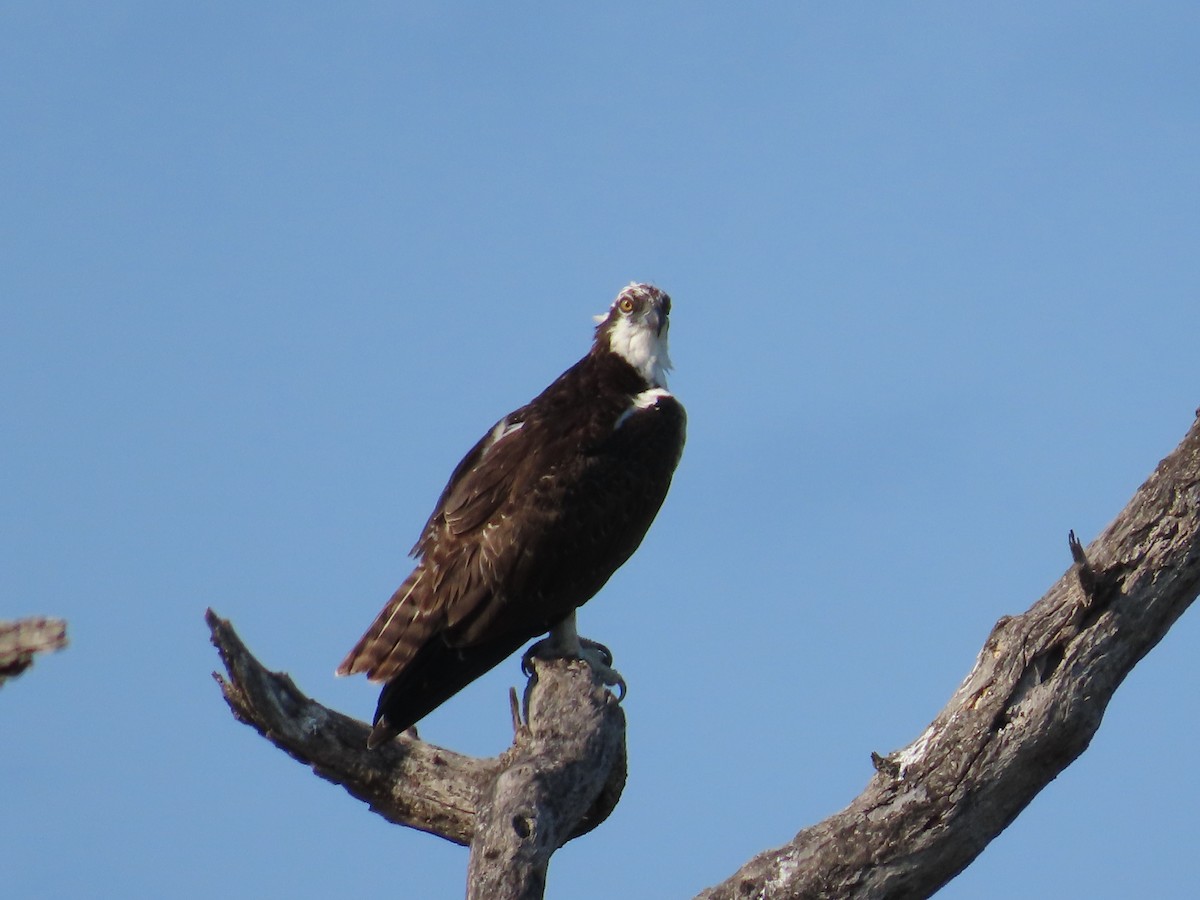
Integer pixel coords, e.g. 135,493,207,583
579,637,613,667
577,645,625,701
521,639,549,678
610,672,627,702
521,634,624,702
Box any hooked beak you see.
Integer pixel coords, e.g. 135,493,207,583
652,303,669,337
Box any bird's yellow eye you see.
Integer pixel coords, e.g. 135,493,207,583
618,296,635,314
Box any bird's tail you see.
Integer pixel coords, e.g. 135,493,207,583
366,635,519,747
336,566,527,748
336,567,434,683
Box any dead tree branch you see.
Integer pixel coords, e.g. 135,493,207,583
207,609,626,899
466,660,629,899
696,410,1200,899
210,409,1200,899
0,616,68,686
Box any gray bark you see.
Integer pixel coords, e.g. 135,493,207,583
207,610,626,895
0,616,67,686
466,660,628,899
209,409,1200,899
696,410,1200,899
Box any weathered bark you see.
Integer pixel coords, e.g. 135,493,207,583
466,660,628,899
210,411,1200,899
0,616,68,686
207,609,626,895
696,410,1200,899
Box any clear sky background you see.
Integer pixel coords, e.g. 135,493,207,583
4,4,1199,898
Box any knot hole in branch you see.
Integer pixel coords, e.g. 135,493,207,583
512,813,535,840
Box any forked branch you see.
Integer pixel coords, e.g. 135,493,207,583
210,409,1200,900
207,609,626,899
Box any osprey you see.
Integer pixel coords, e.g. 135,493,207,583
337,283,686,747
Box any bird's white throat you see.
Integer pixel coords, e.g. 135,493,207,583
606,315,672,387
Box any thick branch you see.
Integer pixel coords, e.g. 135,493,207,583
207,609,626,892
0,616,68,686
467,659,628,900
698,411,1200,899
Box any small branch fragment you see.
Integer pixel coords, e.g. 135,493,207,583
1069,529,1100,601
1068,530,1130,629
509,686,524,736
0,616,68,685
870,751,900,778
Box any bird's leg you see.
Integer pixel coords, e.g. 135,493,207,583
521,613,626,700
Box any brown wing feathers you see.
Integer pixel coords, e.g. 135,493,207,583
335,415,531,684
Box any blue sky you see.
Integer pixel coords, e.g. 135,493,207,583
4,3,1199,898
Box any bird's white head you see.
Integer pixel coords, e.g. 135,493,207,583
593,283,673,387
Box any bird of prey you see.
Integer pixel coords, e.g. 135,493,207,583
337,282,686,747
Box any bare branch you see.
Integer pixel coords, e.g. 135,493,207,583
207,608,626,896
467,659,627,900
697,411,1200,899
0,616,68,686
210,411,1200,899
207,609,490,842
